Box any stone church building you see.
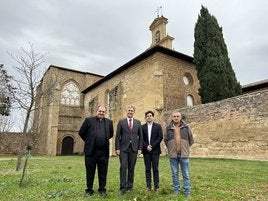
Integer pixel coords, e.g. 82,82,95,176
32,15,201,156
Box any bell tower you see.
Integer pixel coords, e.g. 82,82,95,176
149,15,174,49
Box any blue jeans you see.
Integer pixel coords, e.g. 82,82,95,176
169,155,190,195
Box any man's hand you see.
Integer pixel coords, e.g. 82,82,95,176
115,150,120,156
138,150,142,155
147,145,152,152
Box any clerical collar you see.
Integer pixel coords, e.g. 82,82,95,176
96,117,104,121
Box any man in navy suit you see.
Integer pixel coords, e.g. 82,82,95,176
142,111,163,191
115,106,143,194
79,105,114,197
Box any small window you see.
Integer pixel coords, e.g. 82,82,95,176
155,30,160,43
186,95,194,107
183,73,193,85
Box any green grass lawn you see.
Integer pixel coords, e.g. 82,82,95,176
0,156,267,201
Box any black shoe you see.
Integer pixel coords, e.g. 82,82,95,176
119,189,126,195
154,187,159,192
99,192,107,197
127,187,133,192
84,192,93,197
146,187,151,191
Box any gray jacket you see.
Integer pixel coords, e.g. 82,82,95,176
164,121,194,158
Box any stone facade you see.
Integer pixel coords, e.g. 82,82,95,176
162,90,268,161
32,66,103,155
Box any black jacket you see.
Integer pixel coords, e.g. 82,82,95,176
79,117,113,156
142,122,163,154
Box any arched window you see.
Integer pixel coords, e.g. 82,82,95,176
182,73,193,86
61,82,80,106
155,30,161,43
186,95,194,107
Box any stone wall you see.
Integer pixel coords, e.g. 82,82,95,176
162,90,268,161
0,132,40,155
0,133,21,155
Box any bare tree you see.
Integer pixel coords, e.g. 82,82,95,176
8,43,48,171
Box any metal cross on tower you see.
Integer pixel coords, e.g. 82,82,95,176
156,6,163,17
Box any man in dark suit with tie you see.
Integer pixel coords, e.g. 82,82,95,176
115,106,143,195
142,111,163,192
79,105,114,197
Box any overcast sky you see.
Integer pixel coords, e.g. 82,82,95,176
1,0,268,87
1,0,268,131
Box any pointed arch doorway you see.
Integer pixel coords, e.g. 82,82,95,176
61,136,74,155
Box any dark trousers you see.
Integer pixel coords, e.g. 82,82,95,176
85,149,108,193
119,147,138,190
143,153,160,189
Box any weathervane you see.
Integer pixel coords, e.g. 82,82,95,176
156,6,163,17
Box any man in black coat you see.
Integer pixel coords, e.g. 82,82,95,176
79,105,113,197
115,106,143,194
142,111,163,191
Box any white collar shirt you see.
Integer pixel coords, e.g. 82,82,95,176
147,123,153,144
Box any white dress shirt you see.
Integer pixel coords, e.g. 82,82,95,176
147,123,152,144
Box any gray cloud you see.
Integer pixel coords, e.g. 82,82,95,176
1,0,267,86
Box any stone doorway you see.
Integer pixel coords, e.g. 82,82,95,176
61,136,74,155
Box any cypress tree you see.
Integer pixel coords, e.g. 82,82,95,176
194,6,241,103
